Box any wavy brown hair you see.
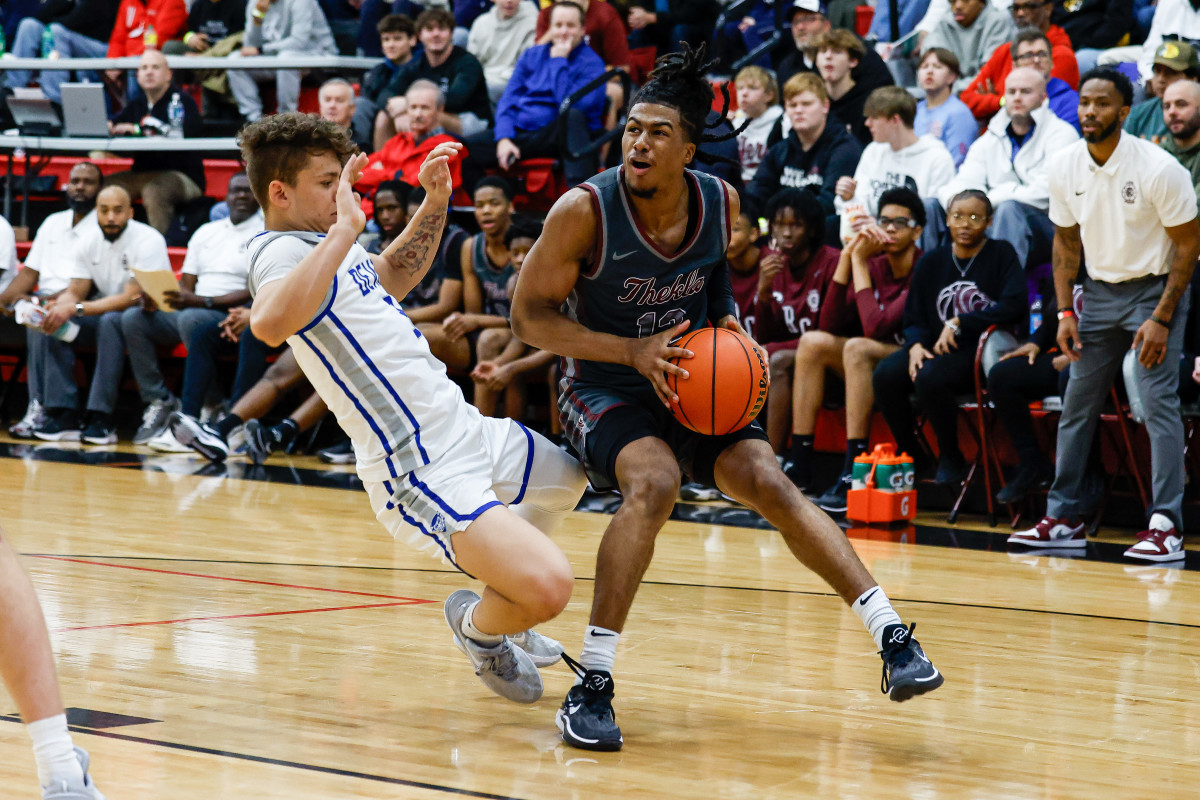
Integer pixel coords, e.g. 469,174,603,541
238,112,359,207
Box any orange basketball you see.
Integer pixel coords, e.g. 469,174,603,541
667,327,769,436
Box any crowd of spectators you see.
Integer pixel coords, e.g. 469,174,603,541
3,0,1200,555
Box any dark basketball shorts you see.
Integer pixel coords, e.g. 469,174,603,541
558,378,769,491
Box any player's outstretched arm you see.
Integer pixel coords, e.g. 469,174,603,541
252,154,370,347
511,188,693,407
374,142,462,300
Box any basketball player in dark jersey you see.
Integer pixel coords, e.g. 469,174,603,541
513,44,944,752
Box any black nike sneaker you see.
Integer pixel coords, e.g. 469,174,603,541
879,623,944,702
556,654,623,751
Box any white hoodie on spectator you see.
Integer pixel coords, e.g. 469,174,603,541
836,134,956,239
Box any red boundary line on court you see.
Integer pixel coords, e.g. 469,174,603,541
56,600,425,632
29,555,433,602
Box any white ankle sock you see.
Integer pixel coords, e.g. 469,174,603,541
852,586,904,650
26,714,81,787
576,625,620,683
1149,512,1175,532
461,602,504,648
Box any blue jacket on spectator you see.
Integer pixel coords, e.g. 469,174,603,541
494,40,606,142
1047,76,1080,131
868,0,932,43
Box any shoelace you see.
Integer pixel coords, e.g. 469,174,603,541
562,653,616,718
878,622,916,694
476,643,521,681
141,403,165,426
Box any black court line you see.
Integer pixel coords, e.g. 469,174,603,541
0,715,527,800
25,553,1200,630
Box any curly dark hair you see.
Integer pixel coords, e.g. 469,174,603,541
238,112,359,207
632,42,743,146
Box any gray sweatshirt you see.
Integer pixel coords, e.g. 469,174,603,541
244,0,337,56
923,4,1015,94
467,3,539,97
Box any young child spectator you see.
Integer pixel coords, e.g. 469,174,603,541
227,0,337,122
420,177,514,373
914,47,980,168
731,66,785,186
921,0,1015,95
376,8,493,145
748,72,863,220
3,0,120,104
105,49,206,235
791,188,923,510
815,29,875,145
468,0,539,105
465,0,607,188
872,190,1026,484
355,14,417,151
834,86,956,241
753,188,843,461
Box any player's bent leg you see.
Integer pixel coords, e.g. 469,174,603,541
499,423,589,536
712,438,944,701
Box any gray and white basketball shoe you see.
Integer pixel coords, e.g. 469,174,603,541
444,589,543,703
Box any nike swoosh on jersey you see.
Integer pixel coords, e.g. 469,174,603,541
612,251,636,261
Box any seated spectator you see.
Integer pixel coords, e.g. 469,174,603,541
714,0,778,70
464,1,607,188
749,72,863,219
32,185,167,444
377,8,493,148
727,196,763,342
732,66,786,186
120,172,264,447
105,49,206,236
625,0,719,57
1125,41,1200,145
162,0,245,55
355,14,417,152
776,0,895,93
1011,27,1080,129
1136,0,1200,83
869,0,934,45
404,185,472,326
872,190,1026,484
535,0,629,70
103,0,188,96
752,188,842,461
0,163,103,439
928,68,1078,269
355,80,466,201
815,29,875,145
419,177,514,372
468,0,539,105
319,78,372,153
3,1,120,104
227,0,337,123
834,86,956,241
470,216,557,420
960,0,1078,121
1051,0,1134,76
795,188,924,511
914,47,979,168
921,0,1015,94
358,180,413,255
319,0,361,53
1164,80,1200,197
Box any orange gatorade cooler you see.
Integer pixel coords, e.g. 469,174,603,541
846,444,917,524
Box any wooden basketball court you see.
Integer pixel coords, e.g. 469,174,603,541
1,444,1197,799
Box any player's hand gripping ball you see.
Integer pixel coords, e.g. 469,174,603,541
667,327,768,435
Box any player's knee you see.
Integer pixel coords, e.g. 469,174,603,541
769,349,794,380
843,337,873,367
623,468,680,516
524,565,573,622
796,330,835,359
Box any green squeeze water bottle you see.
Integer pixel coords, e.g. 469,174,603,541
40,26,54,58
0,27,7,57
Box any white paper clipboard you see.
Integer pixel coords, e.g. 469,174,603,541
131,268,181,309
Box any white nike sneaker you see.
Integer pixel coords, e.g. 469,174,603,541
42,746,105,800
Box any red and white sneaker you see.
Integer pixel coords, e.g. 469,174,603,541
1007,516,1087,548
1124,526,1185,562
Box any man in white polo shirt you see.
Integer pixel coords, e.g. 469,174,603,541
1010,68,1200,561
0,163,104,438
33,184,171,445
120,173,264,446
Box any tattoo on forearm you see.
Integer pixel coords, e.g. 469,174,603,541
387,210,446,276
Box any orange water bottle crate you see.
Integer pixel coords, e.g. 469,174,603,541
845,443,917,524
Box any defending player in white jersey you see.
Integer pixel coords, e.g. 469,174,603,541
213,112,588,704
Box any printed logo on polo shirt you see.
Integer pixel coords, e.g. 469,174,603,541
1123,181,1137,204
936,280,995,323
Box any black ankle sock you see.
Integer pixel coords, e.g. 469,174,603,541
274,418,300,449
842,438,869,475
213,414,243,439
788,434,815,470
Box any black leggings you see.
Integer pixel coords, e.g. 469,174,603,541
873,345,977,463
987,354,1065,466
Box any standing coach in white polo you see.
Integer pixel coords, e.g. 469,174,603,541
1010,67,1200,561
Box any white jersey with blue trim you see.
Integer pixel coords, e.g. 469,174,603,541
246,230,480,482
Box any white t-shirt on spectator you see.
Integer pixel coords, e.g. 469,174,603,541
182,212,264,298
0,215,16,294
71,219,171,298
24,209,97,296
733,106,784,185
1049,133,1197,283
